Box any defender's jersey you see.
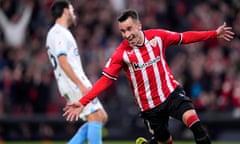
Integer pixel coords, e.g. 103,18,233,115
46,24,92,96
103,29,184,111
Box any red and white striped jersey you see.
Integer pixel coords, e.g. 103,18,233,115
79,29,216,111
103,29,183,111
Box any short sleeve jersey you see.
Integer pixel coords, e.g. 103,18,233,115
103,29,182,111
46,24,92,93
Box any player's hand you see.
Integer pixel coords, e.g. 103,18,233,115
216,22,235,41
63,102,84,121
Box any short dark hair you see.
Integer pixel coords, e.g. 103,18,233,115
51,0,70,20
117,9,139,22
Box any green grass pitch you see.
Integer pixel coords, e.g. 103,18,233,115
1,141,240,144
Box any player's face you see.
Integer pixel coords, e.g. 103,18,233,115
118,17,143,46
67,5,77,26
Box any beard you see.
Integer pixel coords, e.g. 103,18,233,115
127,34,141,46
68,15,77,27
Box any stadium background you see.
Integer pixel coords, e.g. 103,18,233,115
0,0,240,142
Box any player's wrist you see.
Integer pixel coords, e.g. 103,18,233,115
79,99,86,106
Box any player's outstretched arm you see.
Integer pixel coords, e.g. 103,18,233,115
216,22,235,41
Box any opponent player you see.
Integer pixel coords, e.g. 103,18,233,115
45,1,107,144
63,9,235,144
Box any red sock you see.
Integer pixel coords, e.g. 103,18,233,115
186,115,199,128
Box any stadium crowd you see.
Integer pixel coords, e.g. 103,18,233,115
0,0,239,141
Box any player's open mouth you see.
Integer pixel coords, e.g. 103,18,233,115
127,35,135,42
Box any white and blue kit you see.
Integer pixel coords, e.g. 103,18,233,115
46,23,103,120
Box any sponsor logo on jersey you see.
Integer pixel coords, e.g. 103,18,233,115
132,56,161,70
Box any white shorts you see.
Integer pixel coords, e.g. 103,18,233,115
57,79,103,121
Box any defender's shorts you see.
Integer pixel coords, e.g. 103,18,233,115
58,80,103,121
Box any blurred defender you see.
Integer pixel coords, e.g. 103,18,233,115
45,1,107,144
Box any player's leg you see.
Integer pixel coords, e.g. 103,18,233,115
68,122,88,144
182,109,211,144
137,104,173,144
97,107,108,124
63,93,91,144
68,107,107,144
86,108,107,144
60,90,90,144
169,86,211,144
68,108,107,144
87,121,103,144
64,84,108,144
83,98,108,144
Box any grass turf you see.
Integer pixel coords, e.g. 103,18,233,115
1,141,240,144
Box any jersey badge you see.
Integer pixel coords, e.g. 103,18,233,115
127,50,134,55
149,38,157,47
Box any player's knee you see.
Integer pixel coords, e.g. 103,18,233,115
97,108,108,124
88,109,108,124
101,110,108,124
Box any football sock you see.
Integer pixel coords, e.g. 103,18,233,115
186,115,199,128
190,121,211,144
87,122,103,144
68,122,88,144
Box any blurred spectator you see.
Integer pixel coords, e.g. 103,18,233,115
110,0,126,12
0,91,3,115
0,0,33,48
0,67,13,113
184,51,216,111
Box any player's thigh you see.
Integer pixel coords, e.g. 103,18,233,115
87,108,107,123
143,115,171,142
83,98,106,122
168,87,195,122
141,105,170,139
98,108,108,124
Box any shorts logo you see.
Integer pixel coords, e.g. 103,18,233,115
179,93,184,97
74,48,79,56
